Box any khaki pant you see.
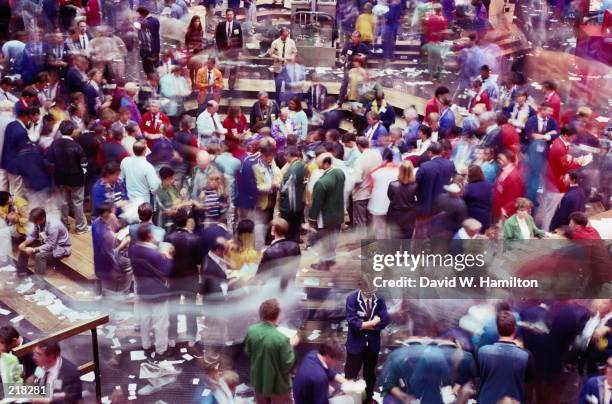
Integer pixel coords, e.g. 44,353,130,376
136,298,169,355
0,169,7,191
7,174,24,198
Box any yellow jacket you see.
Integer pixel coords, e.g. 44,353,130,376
355,13,376,42
0,196,29,236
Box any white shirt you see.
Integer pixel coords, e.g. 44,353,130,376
517,216,531,239
79,34,90,54
365,123,380,142
604,380,612,404
352,148,383,201
119,155,161,202
196,109,225,140
367,164,399,215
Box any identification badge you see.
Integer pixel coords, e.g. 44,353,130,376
536,143,545,153
234,29,239,34
357,311,366,317
347,50,353,55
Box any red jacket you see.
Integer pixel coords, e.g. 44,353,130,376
492,166,523,219
546,137,581,192
501,123,520,154
425,97,440,117
469,90,492,112
140,111,171,149
222,114,249,138
544,91,561,122
423,14,448,43
572,226,601,240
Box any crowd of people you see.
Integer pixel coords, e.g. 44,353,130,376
0,0,611,403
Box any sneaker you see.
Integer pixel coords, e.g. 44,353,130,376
75,226,91,235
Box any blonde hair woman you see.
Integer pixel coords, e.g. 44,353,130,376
227,219,261,274
386,161,418,239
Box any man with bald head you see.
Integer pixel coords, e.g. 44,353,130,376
196,100,226,147
308,152,345,271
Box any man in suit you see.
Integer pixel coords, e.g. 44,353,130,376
201,236,232,297
320,96,343,134
540,126,586,229
64,56,88,95
166,208,203,351
76,20,93,56
31,340,82,404
278,146,307,242
215,9,243,90
579,356,612,404
308,153,345,271
1,106,37,198
259,218,300,282
523,101,559,203
345,278,389,403
305,72,327,115
550,171,586,231
195,57,224,107
249,91,280,130
363,111,388,148
416,142,455,217
83,68,109,115
136,7,161,75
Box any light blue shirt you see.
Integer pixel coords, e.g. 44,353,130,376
119,155,161,203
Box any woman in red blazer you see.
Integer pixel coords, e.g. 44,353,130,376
493,151,524,220
222,105,249,139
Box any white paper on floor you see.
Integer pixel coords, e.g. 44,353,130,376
0,308,11,315
24,288,101,322
130,351,147,361
10,315,24,323
16,279,34,294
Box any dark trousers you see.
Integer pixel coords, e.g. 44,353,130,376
274,72,286,105
280,210,303,243
141,52,160,75
345,347,379,402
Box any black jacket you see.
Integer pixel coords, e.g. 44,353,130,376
47,137,87,187
166,228,203,284
322,108,344,132
215,20,243,51
201,253,228,297
259,239,301,276
46,359,83,404
386,181,418,229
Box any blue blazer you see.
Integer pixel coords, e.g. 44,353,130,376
366,124,388,147
579,376,606,404
416,157,456,215
463,180,493,230
1,120,30,174
550,186,586,231
523,115,559,142
346,290,389,354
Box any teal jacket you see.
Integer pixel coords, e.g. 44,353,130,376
503,214,545,241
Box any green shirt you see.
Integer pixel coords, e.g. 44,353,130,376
244,322,295,395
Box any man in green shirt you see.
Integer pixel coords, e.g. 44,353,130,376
308,152,345,271
244,298,299,403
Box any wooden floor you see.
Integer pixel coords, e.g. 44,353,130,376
61,232,96,281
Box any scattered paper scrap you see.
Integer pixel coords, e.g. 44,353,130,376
10,315,24,323
130,351,147,361
80,372,95,382
182,354,194,361
0,308,11,316
192,378,200,385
